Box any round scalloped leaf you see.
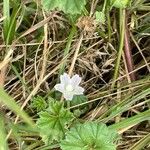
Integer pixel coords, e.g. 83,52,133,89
36,101,74,144
41,0,61,11
63,0,87,15
42,0,87,15
60,122,118,150
112,0,129,8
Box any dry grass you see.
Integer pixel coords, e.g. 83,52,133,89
0,0,150,149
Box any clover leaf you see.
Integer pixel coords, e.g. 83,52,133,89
60,121,118,150
36,101,74,144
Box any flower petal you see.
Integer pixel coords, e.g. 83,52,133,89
71,74,81,86
63,93,74,101
60,73,70,85
54,84,65,93
74,86,84,95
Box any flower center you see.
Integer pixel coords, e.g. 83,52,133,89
65,84,74,92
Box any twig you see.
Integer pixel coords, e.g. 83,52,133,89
40,11,48,79
68,33,83,76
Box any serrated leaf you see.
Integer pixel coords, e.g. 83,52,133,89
36,101,74,144
111,0,129,8
31,96,47,112
95,11,106,24
60,122,118,150
41,0,87,15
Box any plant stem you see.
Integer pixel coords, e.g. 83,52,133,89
106,6,112,42
112,9,126,89
102,0,107,12
124,10,136,81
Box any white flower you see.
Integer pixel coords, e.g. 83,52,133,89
54,73,84,100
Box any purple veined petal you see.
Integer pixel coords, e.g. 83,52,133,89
71,74,81,86
63,92,74,101
54,84,65,93
60,73,70,85
74,86,84,95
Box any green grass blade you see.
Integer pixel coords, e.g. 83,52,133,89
11,64,30,94
0,115,8,150
3,0,10,42
34,144,59,150
99,87,150,122
24,141,43,150
5,3,21,44
129,133,150,150
109,109,150,131
0,88,34,127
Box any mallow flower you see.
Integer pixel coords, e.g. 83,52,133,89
54,73,84,100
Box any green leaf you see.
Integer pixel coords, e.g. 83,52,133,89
31,96,47,112
63,0,87,15
41,0,87,15
111,0,129,8
71,95,87,106
36,101,74,144
41,0,61,11
60,122,118,150
71,95,88,116
95,11,106,24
